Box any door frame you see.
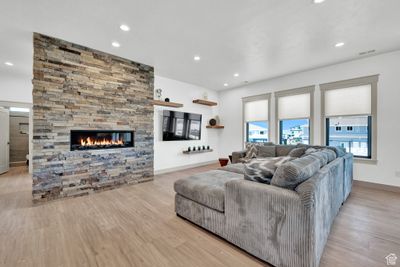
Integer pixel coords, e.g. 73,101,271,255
0,101,33,174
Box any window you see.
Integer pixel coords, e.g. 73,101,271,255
280,119,310,145
243,94,271,144
320,75,378,161
275,86,314,145
246,121,269,143
326,116,371,158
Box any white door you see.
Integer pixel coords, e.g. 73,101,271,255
0,108,10,174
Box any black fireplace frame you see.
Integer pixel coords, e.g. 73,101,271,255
70,130,134,151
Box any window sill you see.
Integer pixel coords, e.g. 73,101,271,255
354,158,378,165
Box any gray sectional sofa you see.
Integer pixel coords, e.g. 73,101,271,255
174,144,353,267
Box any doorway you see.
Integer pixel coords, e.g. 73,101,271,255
0,101,32,175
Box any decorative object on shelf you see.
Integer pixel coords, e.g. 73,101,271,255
155,88,162,100
198,146,201,151
203,92,208,100
193,146,196,151
192,99,218,106
215,115,220,125
209,118,217,126
188,147,191,152
219,158,229,167
207,145,210,150
165,98,170,102
202,145,206,150
151,100,183,108
183,148,214,154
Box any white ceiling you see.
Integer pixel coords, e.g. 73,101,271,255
1,0,400,96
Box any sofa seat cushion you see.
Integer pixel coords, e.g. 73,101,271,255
219,163,245,174
174,170,243,212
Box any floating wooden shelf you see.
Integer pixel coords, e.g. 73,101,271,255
193,99,218,106
183,149,213,154
151,100,183,108
206,125,224,129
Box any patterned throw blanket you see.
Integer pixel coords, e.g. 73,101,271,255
244,156,294,184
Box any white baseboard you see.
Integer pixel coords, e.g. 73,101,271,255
154,160,218,175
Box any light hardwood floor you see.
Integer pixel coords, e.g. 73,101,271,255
0,165,399,267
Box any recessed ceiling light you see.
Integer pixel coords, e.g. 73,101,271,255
335,42,345,47
313,0,325,3
4,62,13,66
120,24,130,32
223,83,228,87
10,107,29,112
112,41,121,48
234,73,239,77
194,55,201,61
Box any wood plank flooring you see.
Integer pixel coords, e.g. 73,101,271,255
0,165,399,267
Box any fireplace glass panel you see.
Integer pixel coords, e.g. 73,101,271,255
70,130,134,151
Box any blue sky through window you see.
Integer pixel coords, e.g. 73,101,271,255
281,119,308,130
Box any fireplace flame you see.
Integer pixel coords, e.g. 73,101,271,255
80,137,124,147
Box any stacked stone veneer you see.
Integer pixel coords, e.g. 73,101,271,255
32,33,154,201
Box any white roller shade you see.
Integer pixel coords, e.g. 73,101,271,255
244,99,268,122
278,93,310,120
325,85,371,117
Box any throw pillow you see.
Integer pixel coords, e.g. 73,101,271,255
245,143,258,160
244,157,293,184
288,147,307,158
271,155,321,190
275,145,296,156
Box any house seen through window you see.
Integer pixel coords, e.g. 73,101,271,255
279,119,310,145
246,121,269,143
326,116,371,158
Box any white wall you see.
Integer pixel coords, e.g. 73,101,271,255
0,74,220,174
218,50,400,187
0,75,32,103
154,76,220,173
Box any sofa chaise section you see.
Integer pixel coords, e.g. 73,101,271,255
174,146,353,267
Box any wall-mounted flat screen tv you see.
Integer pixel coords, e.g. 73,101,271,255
162,110,202,141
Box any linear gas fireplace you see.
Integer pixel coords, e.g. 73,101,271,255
70,130,134,151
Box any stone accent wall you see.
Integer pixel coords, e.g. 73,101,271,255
32,33,154,201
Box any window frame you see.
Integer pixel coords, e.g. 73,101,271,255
274,86,315,145
326,115,372,159
320,75,378,163
242,93,271,147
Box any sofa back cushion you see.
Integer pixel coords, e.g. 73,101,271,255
305,148,337,166
313,145,345,157
322,149,337,163
306,151,328,166
276,145,296,156
271,155,321,190
257,145,276,157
